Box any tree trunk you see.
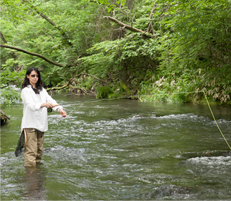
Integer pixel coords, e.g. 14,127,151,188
0,110,10,126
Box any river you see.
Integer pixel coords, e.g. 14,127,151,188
1,94,231,200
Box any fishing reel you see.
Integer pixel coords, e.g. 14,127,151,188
47,104,59,113
47,108,53,113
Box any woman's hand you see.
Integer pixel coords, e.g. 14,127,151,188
41,103,66,117
59,109,67,117
41,103,56,108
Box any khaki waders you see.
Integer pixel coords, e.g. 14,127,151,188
24,128,44,167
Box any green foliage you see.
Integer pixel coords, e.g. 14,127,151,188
1,0,110,84
0,69,25,106
96,85,113,99
137,0,231,104
0,87,21,106
80,32,158,93
1,0,231,105
0,70,26,87
86,0,127,12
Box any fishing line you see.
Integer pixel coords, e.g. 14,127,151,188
62,90,231,150
203,91,231,150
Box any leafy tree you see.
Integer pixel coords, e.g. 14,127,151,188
1,0,231,105
154,0,231,103
1,0,111,103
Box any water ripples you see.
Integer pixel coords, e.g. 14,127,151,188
1,98,231,200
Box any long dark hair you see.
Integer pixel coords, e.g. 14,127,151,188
22,67,44,94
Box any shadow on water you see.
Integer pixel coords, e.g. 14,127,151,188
1,94,231,200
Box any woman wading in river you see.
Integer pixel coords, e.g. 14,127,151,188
21,67,66,167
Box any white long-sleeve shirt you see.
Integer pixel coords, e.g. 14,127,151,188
21,85,63,132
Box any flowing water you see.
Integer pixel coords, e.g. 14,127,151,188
1,94,231,200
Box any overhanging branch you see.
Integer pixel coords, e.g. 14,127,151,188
103,16,155,38
24,0,73,47
0,44,63,67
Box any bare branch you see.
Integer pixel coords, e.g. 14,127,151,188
24,0,73,47
147,4,156,34
103,16,155,38
46,84,68,91
0,44,63,67
70,86,89,94
149,4,156,19
0,31,7,43
75,73,100,80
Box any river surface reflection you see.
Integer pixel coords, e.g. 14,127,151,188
1,94,231,200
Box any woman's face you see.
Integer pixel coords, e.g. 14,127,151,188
27,70,39,87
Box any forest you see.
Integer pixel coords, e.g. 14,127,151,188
1,0,231,106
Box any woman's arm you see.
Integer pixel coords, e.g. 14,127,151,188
40,102,57,108
43,89,67,117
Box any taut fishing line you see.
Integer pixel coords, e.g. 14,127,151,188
203,91,231,150
61,90,231,150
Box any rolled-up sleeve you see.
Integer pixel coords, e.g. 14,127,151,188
44,90,63,111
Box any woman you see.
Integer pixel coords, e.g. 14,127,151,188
21,67,66,167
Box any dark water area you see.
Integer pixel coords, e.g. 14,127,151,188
1,94,231,200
